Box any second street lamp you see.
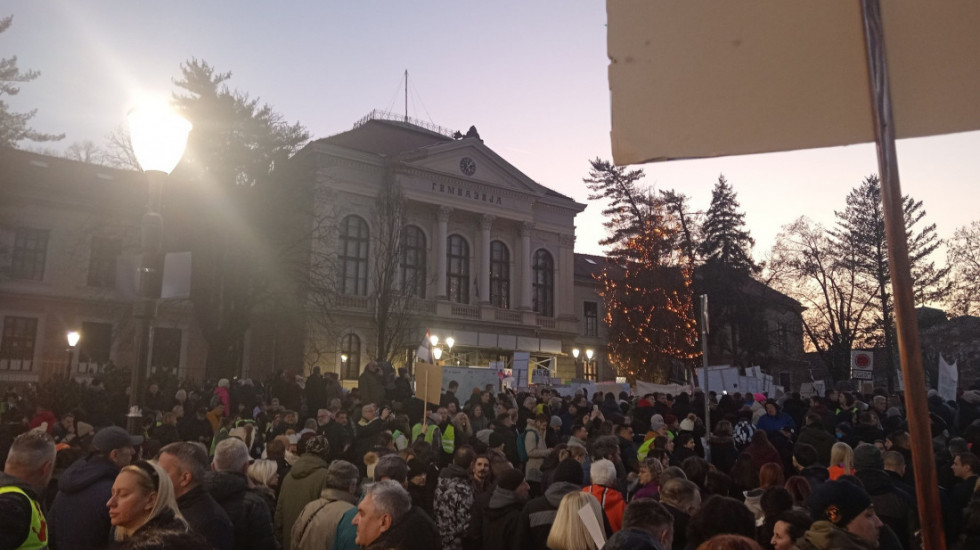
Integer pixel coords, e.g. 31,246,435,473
66,331,80,378
126,103,191,435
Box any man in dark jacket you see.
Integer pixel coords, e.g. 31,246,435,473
517,458,583,549
853,443,917,550
434,447,476,550
1,430,56,550
207,438,277,550
158,441,234,550
50,426,141,550
492,413,520,466
658,478,701,550
480,468,529,550
305,367,328,416
358,361,386,410
796,412,837,466
792,443,830,488
349,403,389,473
353,479,440,550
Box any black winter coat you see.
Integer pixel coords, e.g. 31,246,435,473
366,505,441,550
49,455,119,550
177,484,235,550
205,470,278,550
480,492,524,550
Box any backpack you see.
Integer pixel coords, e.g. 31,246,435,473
517,428,538,464
733,420,756,450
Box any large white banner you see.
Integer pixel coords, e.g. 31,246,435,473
938,355,958,402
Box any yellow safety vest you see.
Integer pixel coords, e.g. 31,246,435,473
412,423,438,443
442,424,455,454
637,437,655,460
0,485,48,549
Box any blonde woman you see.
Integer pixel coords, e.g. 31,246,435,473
827,441,855,480
107,460,187,541
247,459,279,512
547,491,605,550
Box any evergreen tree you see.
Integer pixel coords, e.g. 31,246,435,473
696,175,765,369
168,59,309,379
0,15,63,147
585,159,698,382
831,174,950,389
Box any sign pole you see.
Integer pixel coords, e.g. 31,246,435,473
860,2,945,548
699,294,710,429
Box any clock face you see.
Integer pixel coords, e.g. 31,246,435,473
459,157,477,176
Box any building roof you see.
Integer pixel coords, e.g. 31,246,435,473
314,118,454,158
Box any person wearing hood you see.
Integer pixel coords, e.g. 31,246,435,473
756,400,796,439
206,438,277,550
157,441,234,550
708,420,738,474
0,430,56,550
290,460,359,550
517,457,584,549
480,468,529,550
49,426,142,550
851,443,917,550
353,479,440,550
435,446,478,550
274,435,331,550
796,480,883,550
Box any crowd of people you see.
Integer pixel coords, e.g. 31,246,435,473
2,361,980,550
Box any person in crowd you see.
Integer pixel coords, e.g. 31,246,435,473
731,453,761,498
352,479,440,550
695,535,764,550
756,401,796,439
852,443,917,550
290,459,359,550
792,443,829,489
951,452,980,512
349,403,389,473
157,442,234,550
247,458,280,512
582,458,625,533
50,426,142,550
709,420,738,474
685,495,758,550
546,491,604,550
745,431,782,472
769,510,812,550
471,453,492,498
519,457,585,550
604,497,675,550
479,467,530,550
332,454,412,550
177,406,214,446
658,477,701,550
632,456,665,501
1,430,57,550
795,480,883,550
796,413,836,467
407,457,432,514
275,435,331,550
784,476,812,509
525,414,552,494
828,442,855,481
108,460,188,543
757,488,794,550
206,438,276,550
435,446,478,550
492,412,520,466
357,361,386,411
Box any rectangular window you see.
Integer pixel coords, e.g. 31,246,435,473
151,327,182,375
78,321,113,374
87,237,122,288
776,322,789,353
584,301,599,337
10,228,49,281
0,316,38,371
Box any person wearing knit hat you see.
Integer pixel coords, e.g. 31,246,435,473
851,443,918,549
478,468,528,550
797,480,882,550
852,444,884,471
519,458,584,549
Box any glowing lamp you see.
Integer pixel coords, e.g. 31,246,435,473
128,105,192,174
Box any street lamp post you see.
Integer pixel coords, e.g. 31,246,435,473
341,353,349,378
65,331,80,378
572,347,580,378
445,336,455,365
126,105,191,435
585,348,595,381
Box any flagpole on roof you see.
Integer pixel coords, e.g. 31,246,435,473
860,1,945,548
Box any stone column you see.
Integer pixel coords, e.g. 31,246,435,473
558,234,576,317
436,206,452,299
480,215,494,303
520,221,533,309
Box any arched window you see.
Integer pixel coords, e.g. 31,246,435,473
490,240,510,309
400,225,427,297
338,215,369,295
447,234,470,304
532,249,554,317
341,333,361,380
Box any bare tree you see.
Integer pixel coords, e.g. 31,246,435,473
948,220,980,316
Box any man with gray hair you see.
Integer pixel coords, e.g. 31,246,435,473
353,479,439,550
291,460,360,550
332,454,412,550
0,430,55,550
659,478,701,550
158,441,234,550
206,438,277,550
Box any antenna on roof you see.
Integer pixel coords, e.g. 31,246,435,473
404,69,408,123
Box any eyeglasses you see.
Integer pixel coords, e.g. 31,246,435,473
133,460,161,490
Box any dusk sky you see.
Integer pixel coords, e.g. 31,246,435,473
6,1,979,261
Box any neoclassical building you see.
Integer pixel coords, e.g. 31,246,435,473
286,112,596,383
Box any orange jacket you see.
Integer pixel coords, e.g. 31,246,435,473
583,484,625,533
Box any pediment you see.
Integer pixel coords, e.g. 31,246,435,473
394,139,547,196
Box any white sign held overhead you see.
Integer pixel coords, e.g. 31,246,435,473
938,355,958,403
